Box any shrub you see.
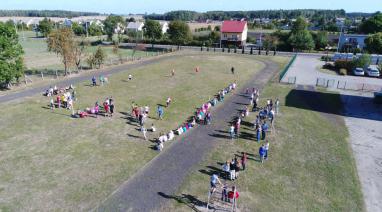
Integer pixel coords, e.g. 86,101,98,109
339,68,347,75
335,60,355,71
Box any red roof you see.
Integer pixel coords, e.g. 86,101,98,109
221,21,247,33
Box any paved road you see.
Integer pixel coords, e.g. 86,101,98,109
0,55,175,104
341,91,382,212
282,55,382,91
97,59,280,211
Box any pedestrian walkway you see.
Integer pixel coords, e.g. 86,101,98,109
97,59,280,211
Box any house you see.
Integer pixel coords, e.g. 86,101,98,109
159,21,169,34
338,34,368,51
220,20,248,47
126,22,144,32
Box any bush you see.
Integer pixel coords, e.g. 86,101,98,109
339,68,347,75
335,60,355,72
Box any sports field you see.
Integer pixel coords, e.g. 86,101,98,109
0,53,288,211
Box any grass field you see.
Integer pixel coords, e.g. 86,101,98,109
19,31,154,71
167,83,364,211
0,53,288,211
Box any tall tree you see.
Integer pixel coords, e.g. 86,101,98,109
263,34,279,51
313,31,329,50
38,18,53,37
72,22,85,36
359,13,382,34
47,28,76,75
365,33,382,54
103,15,125,41
143,19,162,48
88,22,104,36
167,20,192,45
93,47,106,68
0,22,24,87
288,17,315,51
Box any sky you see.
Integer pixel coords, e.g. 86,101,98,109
0,0,379,14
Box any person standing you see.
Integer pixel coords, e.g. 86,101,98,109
264,140,270,160
229,124,235,140
50,98,54,110
210,173,222,194
234,157,240,179
222,161,230,180
229,159,236,181
241,152,248,171
166,97,172,107
275,98,280,114
142,126,148,140
259,144,266,163
92,76,97,86
231,66,235,74
109,97,114,117
256,126,261,142
157,105,163,120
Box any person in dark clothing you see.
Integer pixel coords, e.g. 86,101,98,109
231,67,235,74
92,76,97,86
234,157,240,179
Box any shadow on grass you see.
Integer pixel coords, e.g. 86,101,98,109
157,192,206,212
209,133,231,139
126,133,141,139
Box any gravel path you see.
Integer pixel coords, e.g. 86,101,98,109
0,55,175,104
97,59,280,211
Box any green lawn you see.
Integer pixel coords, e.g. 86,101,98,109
0,53,288,211
18,31,154,71
167,83,364,211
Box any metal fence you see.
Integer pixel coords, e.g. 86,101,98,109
279,54,297,82
316,77,382,92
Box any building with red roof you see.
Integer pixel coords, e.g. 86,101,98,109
220,20,248,47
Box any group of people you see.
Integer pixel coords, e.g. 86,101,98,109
73,97,115,118
91,75,108,86
221,152,248,181
154,82,237,152
49,89,76,111
44,84,75,97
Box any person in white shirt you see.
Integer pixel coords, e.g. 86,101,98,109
264,140,270,160
151,123,156,132
168,131,175,141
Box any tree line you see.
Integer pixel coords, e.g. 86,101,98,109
0,10,100,18
145,9,349,21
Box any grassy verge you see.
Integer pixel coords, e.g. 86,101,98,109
167,83,364,211
0,53,287,211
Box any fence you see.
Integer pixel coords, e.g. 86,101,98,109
279,54,297,82
316,77,382,92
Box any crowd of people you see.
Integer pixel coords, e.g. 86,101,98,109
153,82,238,151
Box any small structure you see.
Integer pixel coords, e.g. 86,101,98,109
159,21,169,34
126,22,144,32
338,34,368,51
220,20,248,48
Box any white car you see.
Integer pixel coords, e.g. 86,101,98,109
353,68,365,76
366,66,380,77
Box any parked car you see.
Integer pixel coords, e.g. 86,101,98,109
353,68,365,76
366,66,380,77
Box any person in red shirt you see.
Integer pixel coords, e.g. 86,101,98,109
228,186,239,206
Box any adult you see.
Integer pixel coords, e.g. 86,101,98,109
222,161,230,180
275,98,280,114
231,66,235,74
262,122,269,140
256,126,261,142
234,157,240,179
142,126,148,140
241,152,248,171
229,160,236,181
157,105,164,120
166,97,172,107
210,173,222,194
259,144,266,163
229,124,235,140
109,97,115,117
92,76,97,86
264,140,270,160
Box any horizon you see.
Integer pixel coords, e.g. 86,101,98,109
0,0,379,15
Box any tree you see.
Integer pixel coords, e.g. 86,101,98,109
143,19,162,48
359,13,382,34
103,15,125,41
93,47,106,68
47,28,76,75
88,23,103,36
73,39,88,70
365,33,382,54
38,18,53,37
167,20,192,45
288,17,315,51
353,54,371,69
0,23,24,87
263,35,279,51
72,22,85,36
313,31,328,50
214,25,220,31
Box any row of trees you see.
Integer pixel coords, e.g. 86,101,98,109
145,9,347,21
0,10,100,18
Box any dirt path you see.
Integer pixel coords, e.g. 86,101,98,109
97,60,280,211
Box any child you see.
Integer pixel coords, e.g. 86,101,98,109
166,97,172,107
221,184,229,202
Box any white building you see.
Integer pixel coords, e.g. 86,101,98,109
126,22,144,32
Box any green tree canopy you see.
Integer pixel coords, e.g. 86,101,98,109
313,31,329,49
365,33,382,54
0,22,24,87
143,19,162,44
88,23,104,36
38,18,53,37
288,17,315,51
359,13,382,34
353,54,371,68
103,15,125,40
291,17,308,33
167,20,192,45
72,22,85,36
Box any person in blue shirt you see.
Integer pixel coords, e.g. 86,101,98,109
259,144,266,163
256,126,261,142
92,76,96,86
262,122,269,140
210,173,222,194
157,105,164,120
